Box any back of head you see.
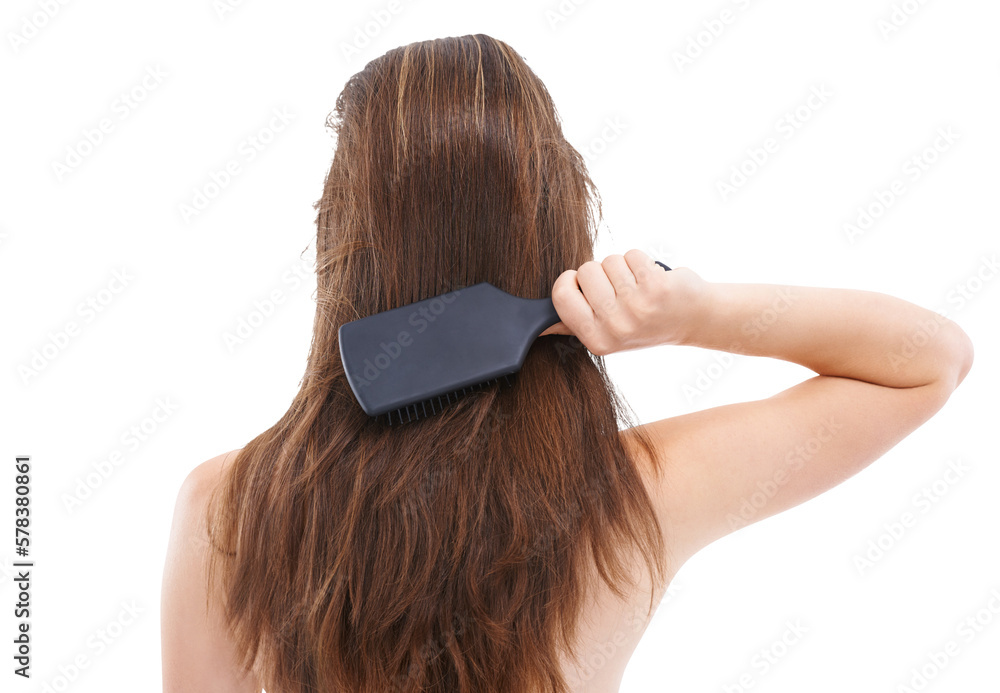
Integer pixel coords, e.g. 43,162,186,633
206,33,666,693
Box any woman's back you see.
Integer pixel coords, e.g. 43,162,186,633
168,434,673,693
182,436,676,693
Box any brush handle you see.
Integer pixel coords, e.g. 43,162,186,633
339,260,674,416
533,259,673,333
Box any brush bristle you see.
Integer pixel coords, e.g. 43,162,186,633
381,373,515,426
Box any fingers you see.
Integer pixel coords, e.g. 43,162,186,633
541,250,664,345
576,260,617,318
623,248,659,285
548,268,596,339
601,254,636,290
601,253,638,302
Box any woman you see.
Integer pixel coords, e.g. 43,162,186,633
160,34,973,692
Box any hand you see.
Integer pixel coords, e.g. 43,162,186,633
539,249,709,355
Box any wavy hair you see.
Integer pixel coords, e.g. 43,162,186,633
205,33,668,693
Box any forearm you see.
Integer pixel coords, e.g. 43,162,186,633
680,283,970,389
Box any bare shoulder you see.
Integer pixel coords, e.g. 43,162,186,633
173,449,243,534
180,450,242,496
162,451,259,691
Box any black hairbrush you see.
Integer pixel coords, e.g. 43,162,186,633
338,260,672,424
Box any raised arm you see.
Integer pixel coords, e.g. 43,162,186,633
542,250,974,570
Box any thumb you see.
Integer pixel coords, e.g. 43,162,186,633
539,321,572,337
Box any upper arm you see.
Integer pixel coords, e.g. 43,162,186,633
624,354,971,570
161,450,259,693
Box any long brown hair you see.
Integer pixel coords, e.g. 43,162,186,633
205,33,668,693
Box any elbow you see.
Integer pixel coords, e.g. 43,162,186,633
951,323,974,388
941,320,974,391
912,324,972,419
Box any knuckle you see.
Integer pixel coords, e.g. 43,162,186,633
624,248,649,265
617,284,638,305
551,270,575,299
550,279,566,301
632,298,654,322
602,253,625,269
556,268,576,284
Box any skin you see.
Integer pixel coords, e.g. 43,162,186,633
161,450,259,692
162,249,973,691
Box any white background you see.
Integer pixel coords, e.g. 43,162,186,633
2,0,998,691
